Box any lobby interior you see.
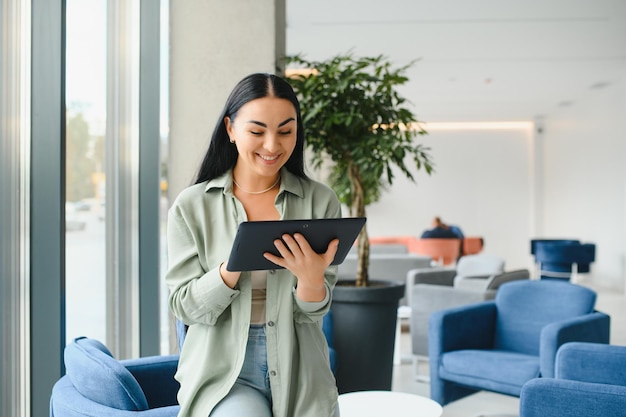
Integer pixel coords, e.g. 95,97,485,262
1,1,625,416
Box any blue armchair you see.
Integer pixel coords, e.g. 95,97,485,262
428,280,610,406
534,241,596,280
520,342,626,417
322,312,337,373
50,337,180,416
530,238,579,256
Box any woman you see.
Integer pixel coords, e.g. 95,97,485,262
166,73,341,417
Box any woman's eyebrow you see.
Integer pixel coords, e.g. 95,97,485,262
278,117,295,128
247,117,295,128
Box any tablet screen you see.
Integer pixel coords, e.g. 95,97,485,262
226,217,366,271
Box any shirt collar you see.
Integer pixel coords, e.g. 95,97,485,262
204,171,234,194
204,167,305,199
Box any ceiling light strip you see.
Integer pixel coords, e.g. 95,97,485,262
413,121,534,131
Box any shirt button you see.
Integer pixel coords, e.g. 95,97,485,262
267,321,275,327
269,269,276,274
270,370,277,376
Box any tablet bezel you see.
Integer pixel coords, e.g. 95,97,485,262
226,217,366,272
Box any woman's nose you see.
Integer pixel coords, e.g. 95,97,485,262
263,133,280,152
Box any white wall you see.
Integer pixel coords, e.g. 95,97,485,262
364,126,535,272
542,77,626,291
356,77,626,292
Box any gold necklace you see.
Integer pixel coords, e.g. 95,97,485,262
232,176,280,195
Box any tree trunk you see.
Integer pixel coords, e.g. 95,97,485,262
348,162,369,286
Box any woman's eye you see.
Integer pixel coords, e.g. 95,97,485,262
279,130,292,135
250,131,262,136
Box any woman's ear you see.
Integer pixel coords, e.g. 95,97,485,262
224,116,235,142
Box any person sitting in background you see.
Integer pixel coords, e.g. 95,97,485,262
421,216,462,239
448,223,464,240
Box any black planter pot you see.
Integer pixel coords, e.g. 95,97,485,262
330,280,405,394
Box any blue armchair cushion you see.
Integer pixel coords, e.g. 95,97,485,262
494,280,596,354
64,337,149,411
440,350,539,395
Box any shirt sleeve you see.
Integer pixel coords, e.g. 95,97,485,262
166,203,240,326
292,283,331,313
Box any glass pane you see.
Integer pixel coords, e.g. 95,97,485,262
65,0,107,344
159,0,171,354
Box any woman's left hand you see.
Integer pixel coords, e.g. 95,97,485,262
264,233,339,302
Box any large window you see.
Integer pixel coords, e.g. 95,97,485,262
65,0,108,345
2,0,167,414
159,1,171,354
64,0,168,358
1,1,30,416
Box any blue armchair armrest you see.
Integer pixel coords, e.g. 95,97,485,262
123,355,180,409
557,342,626,384
539,312,611,377
520,377,626,417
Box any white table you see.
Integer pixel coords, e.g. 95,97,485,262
338,390,443,417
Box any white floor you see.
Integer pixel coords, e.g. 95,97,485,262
391,285,626,417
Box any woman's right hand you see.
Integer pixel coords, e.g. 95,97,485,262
219,262,241,289
263,233,338,302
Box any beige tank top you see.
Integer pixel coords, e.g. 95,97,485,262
250,270,267,324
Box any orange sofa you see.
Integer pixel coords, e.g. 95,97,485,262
369,235,483,265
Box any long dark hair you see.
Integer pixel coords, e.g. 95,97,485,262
194,73,307,184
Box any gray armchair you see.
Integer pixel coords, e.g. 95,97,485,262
405,254,505,308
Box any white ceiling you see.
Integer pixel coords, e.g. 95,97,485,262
286,0,626,122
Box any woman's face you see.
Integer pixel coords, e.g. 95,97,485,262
225,96,297,180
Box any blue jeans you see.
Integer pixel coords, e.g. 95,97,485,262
210,325,340,417
210,325,272,417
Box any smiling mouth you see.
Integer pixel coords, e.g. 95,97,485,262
258,154,280,161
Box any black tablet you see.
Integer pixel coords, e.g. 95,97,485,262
226,217,366,271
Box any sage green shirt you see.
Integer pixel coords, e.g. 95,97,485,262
166,168,341,417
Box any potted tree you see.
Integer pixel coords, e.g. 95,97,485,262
285,53,434,393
